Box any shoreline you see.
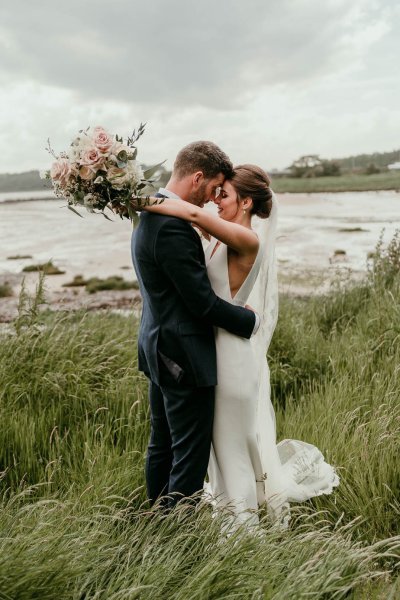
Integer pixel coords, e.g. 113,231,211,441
0,266,356,325
1,187,400,203
2,190,399,323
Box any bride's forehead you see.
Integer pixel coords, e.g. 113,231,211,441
222,180,235,193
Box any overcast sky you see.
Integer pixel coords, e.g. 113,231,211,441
0,0,399,173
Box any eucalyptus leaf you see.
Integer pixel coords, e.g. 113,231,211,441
99,211,114,222
124,200,139,225
67,205,84,218
74,190,85,202
143,161,166,180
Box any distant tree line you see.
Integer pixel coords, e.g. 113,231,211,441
0,166,171,194
0,171,51,193
288,155,341,178
286,148,400,178
336,149,400,170
1,149,399,192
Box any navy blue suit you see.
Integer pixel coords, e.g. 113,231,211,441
131,207,255,506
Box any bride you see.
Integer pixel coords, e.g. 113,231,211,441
133,164,339,527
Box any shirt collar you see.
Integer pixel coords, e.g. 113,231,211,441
158,187,181,200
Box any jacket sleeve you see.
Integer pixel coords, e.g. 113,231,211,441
154,217,256,339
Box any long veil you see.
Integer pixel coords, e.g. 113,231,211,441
248,193,339,521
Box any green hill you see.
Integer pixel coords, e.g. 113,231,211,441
0,170,51,193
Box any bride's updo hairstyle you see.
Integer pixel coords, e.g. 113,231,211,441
230,164,273,219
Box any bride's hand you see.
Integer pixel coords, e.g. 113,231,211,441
130,195,143,210
111,203,129,217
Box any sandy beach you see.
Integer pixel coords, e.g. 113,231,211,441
1,190,399,322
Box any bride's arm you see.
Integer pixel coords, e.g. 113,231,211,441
132,197,258,255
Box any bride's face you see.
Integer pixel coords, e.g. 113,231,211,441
214,180,241,222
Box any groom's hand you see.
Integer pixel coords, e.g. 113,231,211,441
245,304,260,336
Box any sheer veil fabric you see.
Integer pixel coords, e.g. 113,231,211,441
248,193,339,521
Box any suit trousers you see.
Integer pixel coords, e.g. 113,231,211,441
146,373,214,507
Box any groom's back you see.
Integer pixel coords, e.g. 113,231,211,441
131,212,217,387
132,212,197,318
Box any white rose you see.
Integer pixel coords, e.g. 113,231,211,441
107,165,126,189
107,161,144,190
70,135,93,163
84,193,96,206
127,160,144,183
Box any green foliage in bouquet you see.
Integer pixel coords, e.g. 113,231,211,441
42,124,165,224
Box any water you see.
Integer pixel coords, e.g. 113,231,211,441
1,191,399,289
276,191,400,271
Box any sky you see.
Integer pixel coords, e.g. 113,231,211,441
0,0,399,173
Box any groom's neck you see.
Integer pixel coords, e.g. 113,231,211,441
165,175,195,204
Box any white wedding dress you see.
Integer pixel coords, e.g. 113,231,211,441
204,197,339,528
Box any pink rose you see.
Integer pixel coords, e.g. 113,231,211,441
50,159,71,186
80,146,102,166
93,127,113,154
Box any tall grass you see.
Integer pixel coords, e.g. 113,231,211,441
0,234,399,598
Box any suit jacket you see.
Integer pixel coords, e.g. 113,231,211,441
131,210,256,387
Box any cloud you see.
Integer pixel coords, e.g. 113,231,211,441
0,0,399,173
1,0,394,109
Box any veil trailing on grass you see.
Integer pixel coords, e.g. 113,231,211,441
248,193,339,522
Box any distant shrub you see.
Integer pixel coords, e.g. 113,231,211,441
63,274,139,293
338,227,367,233
7,254,33,260
365,163,380,175
85,276,139,294
62,275,87,287
0,283,13,297
22,261,65,275
321,160,341,176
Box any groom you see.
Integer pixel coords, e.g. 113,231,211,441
131,141,257,507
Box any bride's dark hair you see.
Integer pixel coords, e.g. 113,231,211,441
230,164,273,219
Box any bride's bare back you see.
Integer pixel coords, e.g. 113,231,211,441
211,240,256,299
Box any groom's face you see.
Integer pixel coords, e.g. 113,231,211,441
191,173,225,208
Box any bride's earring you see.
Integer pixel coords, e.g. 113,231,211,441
243,208,247,214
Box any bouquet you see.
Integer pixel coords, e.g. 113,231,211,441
41,124,164,223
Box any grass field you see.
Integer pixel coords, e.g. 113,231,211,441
0,235,399,598
272,171,400,193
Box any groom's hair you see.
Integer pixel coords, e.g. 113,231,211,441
173,141,233,180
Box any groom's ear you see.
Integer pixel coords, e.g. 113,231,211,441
192,171,204,188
